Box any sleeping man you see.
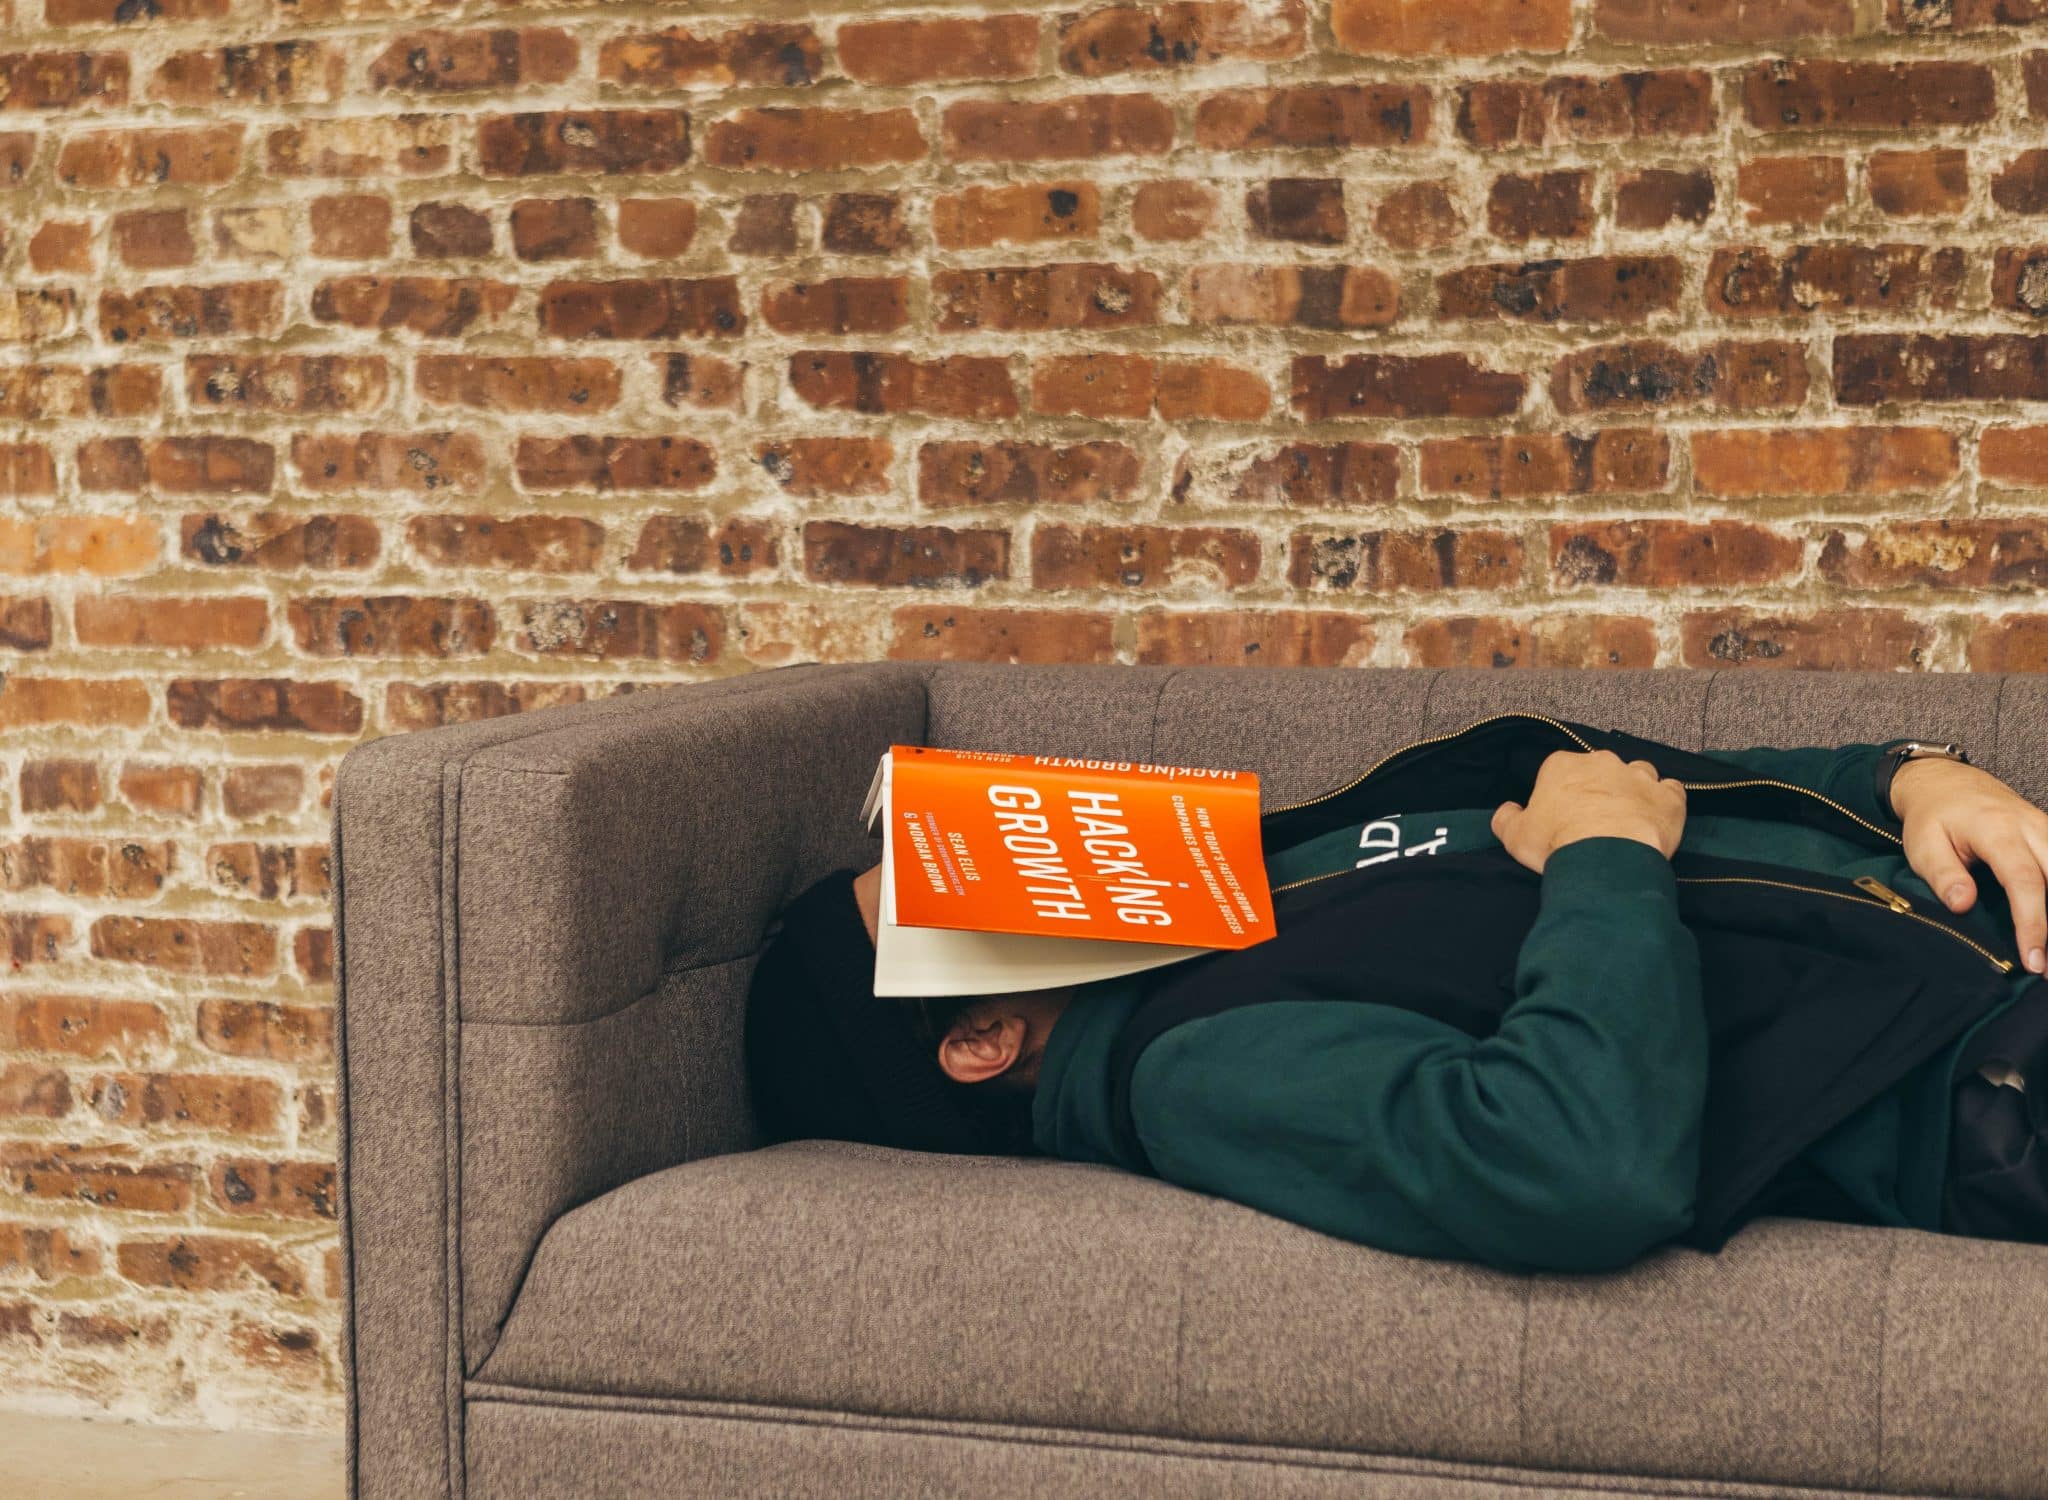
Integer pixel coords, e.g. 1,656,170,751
745,719,2048,1273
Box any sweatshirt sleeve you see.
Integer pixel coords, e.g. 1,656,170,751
1127,836,1706,1274
1708,738,1917,832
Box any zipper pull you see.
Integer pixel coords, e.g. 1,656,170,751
1853,875,1913,913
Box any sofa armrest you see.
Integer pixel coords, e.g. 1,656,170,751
333,661,931,1500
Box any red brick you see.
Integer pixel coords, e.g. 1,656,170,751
0,444,56,498
0,49,128,109
1991,247,2048,320
1742,59,1995,131
1982,426,2048,484
1246,178,1345,244
118,764,202,818
288,596,493,657
1459,71,1714,146
295,928,332,984
166,680,364,735
1372,181,1464,250
181,512,379,571
1405,614,1657,669
1293,353,1525,419
212,205,292,262
75,595,267,650
1681,608,1931,669
1060,2,1305,75
840,15,1038,84
1288,527,1522,592
368,28,576,92
267,115,455,178
945,94,1174,162
1691,426,1957,496
1737,155,1847,225
29,221,93,274
0,1063,71,1120
1711,244,1964,320
934,264,1158,333
1134,180,1219,241
756,437,893,497
1549,339,1809,414
1993,151,2048,215
0,365,158,422
0,913,72,965
315,270,516,340
763,277,909,335
1835,335,2048,405
1616,168,1714,230
1552,520,1801,588
1156,359,1270,421
1868,148,1968,218
17,759,99,812
804,522,1009,589
385,682,588,730
47,0,224,21
221,765,302,819
1487,170,1593,241
228,1320,322,1381
1195,83,1428,150
1033,524,1259,590
1437,255,1681,324
311,194,392,259
1820,520,2048,589
210,1160,334,1221
99,282,281,343
152,41,342,105
790,352,1018,419
1136,608,1374,667
478,110,690,176
87,1073,281,1134
0,594,52,650
0,1223,99,1281
510,600,725,662
935,182,1097,248
0,287,74,342
4,1153,195,1215
615,198,695,258
625,517,778,577
822,193,910,256
1421,430,1669,497
0,678,151,730
512,197,601,261
656,355,745,411
417,356,621,412
1186,264,1399,329
1594,0,1851,43
728,193,798,254
1031,353,1156,419
1969,617,2048,672
410,200,492,257
92,437,276,495
1330,0,1572,55
293,431,486,496
918,442,1141,508
0,515,159,575
600,23,822,88
112,209,194,270
1228,442,1400,507
206,843,330,901
58,125,240,188
706,107,922,171
516,435,716,492
889,607,1115,664
90,916,276,976
733,604,888,665
117,1234,303,1295
2028,51,2048,120
187,354,391,414
407,515,604,573
538,278,744,339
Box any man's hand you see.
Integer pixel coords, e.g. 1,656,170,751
1492,749,1687,875
1890,757,2048,974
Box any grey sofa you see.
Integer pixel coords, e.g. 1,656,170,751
333,662,2048,1500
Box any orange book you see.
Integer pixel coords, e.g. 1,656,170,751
859,745,1276,997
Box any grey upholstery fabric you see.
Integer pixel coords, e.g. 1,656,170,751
335,664,2048,1500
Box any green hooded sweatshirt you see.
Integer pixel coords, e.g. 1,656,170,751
1031,738,2034,1274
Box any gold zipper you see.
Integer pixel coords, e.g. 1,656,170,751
1673,778,1904,848
1676,874,2014,974
1264,711,1593,819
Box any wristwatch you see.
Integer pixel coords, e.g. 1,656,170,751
1874,740,1971,821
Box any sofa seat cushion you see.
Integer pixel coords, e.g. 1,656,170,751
477,1141,2048,1495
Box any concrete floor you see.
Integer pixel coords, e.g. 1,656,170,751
0,1409,344,1500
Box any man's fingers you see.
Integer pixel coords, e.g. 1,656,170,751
1982,839,2048,973
1491,801,1519,842
1905,820,1976,912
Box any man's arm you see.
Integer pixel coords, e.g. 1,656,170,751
1130,836,1706,1274
1707,738,1917,831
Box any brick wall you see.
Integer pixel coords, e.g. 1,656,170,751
2,0,2047,1430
